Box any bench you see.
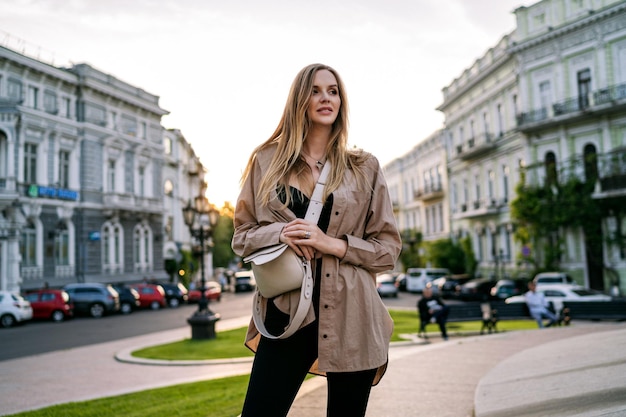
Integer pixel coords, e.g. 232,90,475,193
562,300,626,321
418,300,564,338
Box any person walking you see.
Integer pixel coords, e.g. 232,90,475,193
525,281,558,328
232,63,401,417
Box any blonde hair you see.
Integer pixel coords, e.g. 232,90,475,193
241,63,369,206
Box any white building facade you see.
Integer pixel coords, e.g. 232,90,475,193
0,45,206,292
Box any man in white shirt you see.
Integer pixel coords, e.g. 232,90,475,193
525,281,558,328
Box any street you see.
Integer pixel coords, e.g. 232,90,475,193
0,288,452,362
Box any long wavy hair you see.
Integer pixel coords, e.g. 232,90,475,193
241,63,369,206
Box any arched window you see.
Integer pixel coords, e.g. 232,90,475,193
54,222,69,266
20,220,37,267
102,221,124,274
545,152,558,186
583,144,598,184
133,223,153,273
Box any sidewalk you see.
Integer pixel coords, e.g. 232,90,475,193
2,318,626,416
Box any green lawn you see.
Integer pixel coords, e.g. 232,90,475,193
6,310,539,417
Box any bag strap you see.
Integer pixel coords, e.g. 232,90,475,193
252,161,331,339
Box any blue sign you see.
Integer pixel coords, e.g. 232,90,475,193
89,232,101,241
27,184,79,201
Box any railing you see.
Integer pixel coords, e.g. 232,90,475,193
517,108,547,125
553,96,589,116
594,82,626,105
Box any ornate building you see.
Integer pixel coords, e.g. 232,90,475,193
385,0,626,292
0,44,205,292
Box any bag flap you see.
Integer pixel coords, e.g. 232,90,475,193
243,243,290,265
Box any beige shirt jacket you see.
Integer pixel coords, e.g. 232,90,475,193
232,144,402,385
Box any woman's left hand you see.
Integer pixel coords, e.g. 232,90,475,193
283,218,348,260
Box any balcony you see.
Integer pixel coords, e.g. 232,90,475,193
103,193,163,214
458,133,497,161
415,184,444,202
453,198,504,220
517,83,626,133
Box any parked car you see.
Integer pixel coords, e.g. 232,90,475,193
376,273,399,298
130,283,167,310
111,284,141,314
533,272,577,287
234,270,256,293
160,282,189,308
432,276,459,299
63,283,120,318
188,281,222,303
0,291,33,328
506,284,612,316
405,267,450,293
457,278,497,301
23,289,73,322
490,279,528,300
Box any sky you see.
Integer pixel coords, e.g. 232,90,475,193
0,0,534,206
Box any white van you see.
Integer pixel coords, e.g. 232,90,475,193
406,267,450,293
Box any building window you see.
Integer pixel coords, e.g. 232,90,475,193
502,165,510,202
59,150,70,188
496,104,503,136
0,131,7,180
545,152,558,186
43,91,58,114
107,160,116,192
24,143,38,183
539,81,551,112
138,166,145,197
134,223,152,273
164,137,172,155
8,79,23,102
583,144,598,184
63,97,71,118
20,220,37,267
577,68,591,109
28,86,39,109
55,223,70,266
102,222,123,273
488,170,495,201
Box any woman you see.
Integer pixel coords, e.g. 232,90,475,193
232,63,401,416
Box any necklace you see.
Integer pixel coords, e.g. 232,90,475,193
301,150,325,169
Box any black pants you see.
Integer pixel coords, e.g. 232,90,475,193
241,301,377,417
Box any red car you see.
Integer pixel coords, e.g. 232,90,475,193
23,289,73,322
188,281,222,303
130,284,167,310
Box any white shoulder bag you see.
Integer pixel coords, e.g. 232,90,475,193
244,162,330,339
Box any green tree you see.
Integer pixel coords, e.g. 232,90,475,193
211,203,236,268
426,238,466,274
399,229,423,269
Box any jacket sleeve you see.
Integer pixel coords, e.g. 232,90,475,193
340,156,402,274
231,151,290,258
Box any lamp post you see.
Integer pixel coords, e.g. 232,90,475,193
182,194,221,340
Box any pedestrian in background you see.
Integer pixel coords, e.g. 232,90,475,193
232,63,401,417
417,283,450,340
525,281,558,328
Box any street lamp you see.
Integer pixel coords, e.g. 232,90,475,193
182,194,221,339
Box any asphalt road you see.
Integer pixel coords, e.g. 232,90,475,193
0,288,439,362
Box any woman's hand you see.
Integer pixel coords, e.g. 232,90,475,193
281,219,347,260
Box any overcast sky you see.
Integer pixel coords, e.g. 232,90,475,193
1,0,534,205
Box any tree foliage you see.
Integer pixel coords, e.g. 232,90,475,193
511,177,599,271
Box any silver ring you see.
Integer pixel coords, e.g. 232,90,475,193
304,231,311,239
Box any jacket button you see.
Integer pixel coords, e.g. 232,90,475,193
322,334,328,339
324,304,329,309
335,211,339,215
